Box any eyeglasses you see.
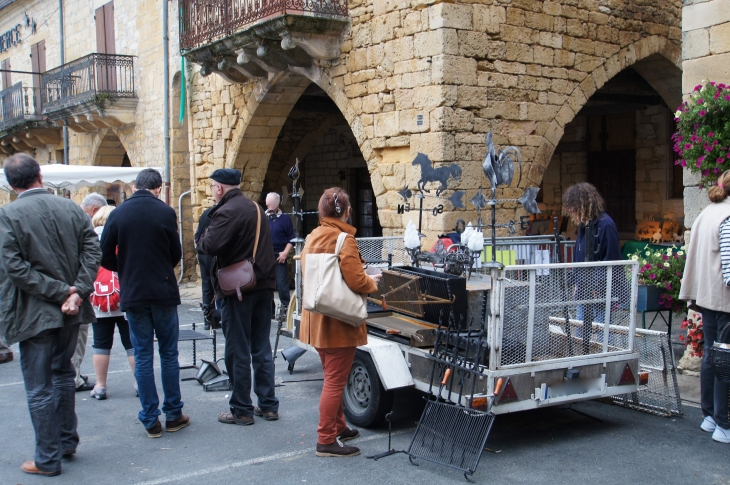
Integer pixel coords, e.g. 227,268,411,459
211,183,220,189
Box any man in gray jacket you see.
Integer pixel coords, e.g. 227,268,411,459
0,154,101,477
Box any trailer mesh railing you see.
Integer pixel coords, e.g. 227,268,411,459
609,329,683,417
356,236,410,267
479,235,575,271
498,261,638,368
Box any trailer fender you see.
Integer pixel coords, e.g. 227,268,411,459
358,337,415,391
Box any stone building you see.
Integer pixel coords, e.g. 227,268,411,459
181,0,684,246
0,0,695,281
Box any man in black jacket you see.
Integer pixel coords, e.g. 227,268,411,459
100,169,189,438
199,169,279,425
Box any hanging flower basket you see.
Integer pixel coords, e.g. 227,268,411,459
673,81,730,189
629,246,687,315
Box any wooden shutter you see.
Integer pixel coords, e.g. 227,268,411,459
95,2,115,54
1,59,10,91
30,40,45,111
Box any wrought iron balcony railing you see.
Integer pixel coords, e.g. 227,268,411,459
42,53,135,115
179,0,349,52
0,83,44,132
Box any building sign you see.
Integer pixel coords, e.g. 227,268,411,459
0,25,21,53
0,14,37,54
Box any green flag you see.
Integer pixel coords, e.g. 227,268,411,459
179,56,186,126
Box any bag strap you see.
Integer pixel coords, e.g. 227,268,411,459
251,203,261,263
334,232,348,256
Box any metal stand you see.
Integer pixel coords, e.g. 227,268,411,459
365,412,406,460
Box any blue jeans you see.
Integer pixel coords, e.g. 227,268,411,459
276,262,290,312
221,289,278,417
19,324,80,473
699,307,730,429
126,305,184,429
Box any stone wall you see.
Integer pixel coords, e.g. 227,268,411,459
682,0,730,230
186,0,683,247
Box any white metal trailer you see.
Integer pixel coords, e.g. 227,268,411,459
290,249,641,428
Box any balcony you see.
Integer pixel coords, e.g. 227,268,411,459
0,82,60,154
42,53,138,133
179,0,349,83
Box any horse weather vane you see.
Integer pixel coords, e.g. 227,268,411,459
477,132,541,266
397,153,465,235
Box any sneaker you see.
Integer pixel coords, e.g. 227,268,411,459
166,414,190,433
218,411,254,426
253,407,278,421
712,426,730,444
90,387,107,400
701,416,717,433
146,420,163,439
337,427,360,442
315,439,360,457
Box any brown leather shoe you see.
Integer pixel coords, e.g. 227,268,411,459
146,420,163,438
253,406,278,421
0,352,13,364
21,461,61,476
218,411,254,426
315,439,360,457
165,414,190,432
337,427,360,442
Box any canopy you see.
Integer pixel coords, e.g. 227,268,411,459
0,164,164,193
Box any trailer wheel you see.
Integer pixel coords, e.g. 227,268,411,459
343,350,393,428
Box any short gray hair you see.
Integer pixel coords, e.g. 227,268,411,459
266,192,281,205
81,192,108,209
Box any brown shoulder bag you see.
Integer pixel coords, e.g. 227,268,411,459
217,203,261,301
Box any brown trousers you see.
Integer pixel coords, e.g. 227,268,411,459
316,346,356,445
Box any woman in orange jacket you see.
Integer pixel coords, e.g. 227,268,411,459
300,187,381,457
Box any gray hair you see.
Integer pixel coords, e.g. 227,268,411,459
80,192,108,209
266,192,281,205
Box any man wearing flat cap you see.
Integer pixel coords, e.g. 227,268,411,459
199,168,279,425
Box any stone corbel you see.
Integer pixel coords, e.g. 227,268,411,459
289,33,343,61
8,137,32,152
27,129,61,146
21,134,47,149
86,113,113,129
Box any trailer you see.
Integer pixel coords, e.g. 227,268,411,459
285,239,642,428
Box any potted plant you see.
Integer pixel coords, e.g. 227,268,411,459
673,81,730,188
629,246,687,315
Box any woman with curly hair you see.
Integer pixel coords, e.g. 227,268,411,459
562,183,622,350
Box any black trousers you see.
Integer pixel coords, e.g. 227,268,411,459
220,289,279,417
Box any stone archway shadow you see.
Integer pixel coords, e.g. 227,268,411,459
529,35,683,185
224,66,371,199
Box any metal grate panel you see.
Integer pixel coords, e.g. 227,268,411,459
499,262,637,367
356,236,410,267
609,330,683,417
407,400,495,477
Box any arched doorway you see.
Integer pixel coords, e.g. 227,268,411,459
261,84,383,237
541,53,683,242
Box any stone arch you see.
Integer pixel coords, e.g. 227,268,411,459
529,35,683,184
92,129,129,167
225,66,371,199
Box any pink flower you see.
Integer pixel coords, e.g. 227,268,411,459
684,143,692,150
700,110,707,117
680,159,687,167
720,83,726,89
725,95,730,101
676,271,682,277
719,157,726,164
649,274,656,280
662,254,668,260
709,132,715,137
699,155,706,163
695,85,702,91
698,98,705,104
702,169,710,176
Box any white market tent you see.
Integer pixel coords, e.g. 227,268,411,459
0,164,164,193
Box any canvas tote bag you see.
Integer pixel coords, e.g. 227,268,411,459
302,232,368,327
